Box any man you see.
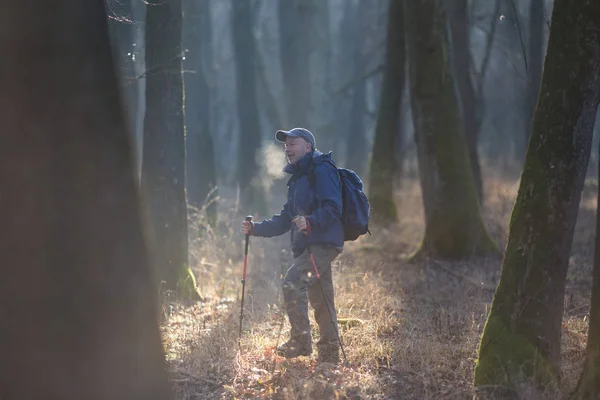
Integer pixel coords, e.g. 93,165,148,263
241,127,343,364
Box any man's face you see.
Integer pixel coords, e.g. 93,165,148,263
284,136,312,165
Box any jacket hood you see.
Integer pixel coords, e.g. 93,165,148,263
283,150,333,175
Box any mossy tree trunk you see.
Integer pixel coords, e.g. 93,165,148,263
406,0,497,260
183,0,217,227
142,0,199,301
572,144,600,400
447,0,483,203
0,1,170,398
232,0,267,216
368,0,405,224
474,0,600,392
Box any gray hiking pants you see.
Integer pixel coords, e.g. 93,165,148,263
282,244,341,352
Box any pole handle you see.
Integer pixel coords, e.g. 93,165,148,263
244,215,253,254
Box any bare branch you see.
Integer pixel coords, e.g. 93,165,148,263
510,0,530,81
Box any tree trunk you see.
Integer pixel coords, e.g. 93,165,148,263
447,0,483,203
183,0,217,227
573,141,600,400
0,2,171,398
232,0,266,216
474,0,600,391
142,0,198,300
368,0,404,224
406,0,497,260
278,0,312,127
522,0,545,156
345,0,369,177
307,0,334,151
107,0,138,136
332,0,355,164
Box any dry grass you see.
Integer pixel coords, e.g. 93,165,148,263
162,170,593,399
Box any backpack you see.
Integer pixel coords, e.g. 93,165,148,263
310,160,372,241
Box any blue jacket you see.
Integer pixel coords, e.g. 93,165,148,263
252,151,344,258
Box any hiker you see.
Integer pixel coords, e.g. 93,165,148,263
241,127,343,364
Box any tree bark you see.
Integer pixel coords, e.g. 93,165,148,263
474,0,600,390
142,0,198,300
572,140,600,399
368,0,404,224
407,0,497,260
522,0,545,156
107,0,138,136
232,0,267,216
0,2,171,398
183,0,217,227
447,0,483,203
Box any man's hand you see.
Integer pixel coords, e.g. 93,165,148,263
292,216,309,233
241,220,253,235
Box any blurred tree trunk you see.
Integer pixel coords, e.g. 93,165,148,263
142,0,199,300
407,0,497,260
278,0,312,127
183,0,217,227
307,0,334,151
474,0,600,392
107,0,138,136
333,0,355,164
232,0,266,216
345,0,369,177
522,0,545,157
0,1,171,398
368,0,404,224
447,0,483,203
573,141,600,400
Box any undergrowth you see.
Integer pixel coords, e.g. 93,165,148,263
162,171,593,399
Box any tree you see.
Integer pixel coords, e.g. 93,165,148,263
0,1,171,398
142,0,199,300
344,0,369,177
278,0,312,127
307,0,334,152
523,0,545,154
368,0,405,224
447,0,483,202
406,0,497,260
573,142,600,399
474,0,600,392
232,0,267,216
106,0,138,133
183,0,217,227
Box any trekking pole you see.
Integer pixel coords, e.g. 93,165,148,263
306,243,348,363
238,215,253,344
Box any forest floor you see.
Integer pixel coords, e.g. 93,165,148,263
161,169,595,399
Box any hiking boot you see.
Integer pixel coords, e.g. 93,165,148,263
276,340,312,358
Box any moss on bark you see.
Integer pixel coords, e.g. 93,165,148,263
474,315,557,389
474,0,600,390
177,264,202,301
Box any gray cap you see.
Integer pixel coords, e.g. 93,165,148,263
275,128,316,150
